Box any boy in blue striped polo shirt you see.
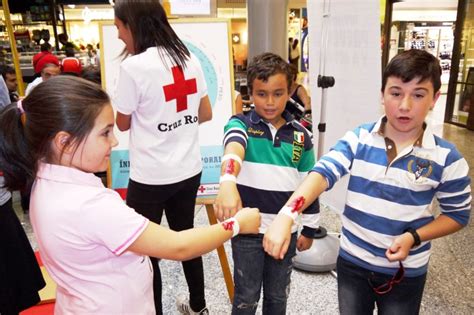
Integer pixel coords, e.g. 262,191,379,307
263,49,471,314
214,52,319,314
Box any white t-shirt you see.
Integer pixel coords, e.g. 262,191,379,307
25,77,43,96
114,47,208,185
31,163,154,314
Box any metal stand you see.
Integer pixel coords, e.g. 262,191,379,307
293,0,339,276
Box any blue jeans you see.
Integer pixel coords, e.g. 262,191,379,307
337,256,427,315
231,233,297,315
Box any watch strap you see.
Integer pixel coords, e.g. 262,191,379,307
404,228,421,247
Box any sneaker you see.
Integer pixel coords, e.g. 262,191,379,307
176,296,209,315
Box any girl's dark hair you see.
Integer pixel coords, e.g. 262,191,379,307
247,52,293,94
114,0,190,69
0,76,110,191
382,49,442,95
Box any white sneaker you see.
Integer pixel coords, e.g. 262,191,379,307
176,296,209,315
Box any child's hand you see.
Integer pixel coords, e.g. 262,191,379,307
214,182,242,221
263,215,294,259
234,207,260,234
296,235,313,252
385,232,414,262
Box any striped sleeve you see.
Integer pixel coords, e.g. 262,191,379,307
223,115,248,149
312,126,361,189
435,148,471,226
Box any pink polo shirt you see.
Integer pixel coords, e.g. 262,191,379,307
30,163,154,314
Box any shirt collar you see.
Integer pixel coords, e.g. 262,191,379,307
249,109,295,125
374,116,435,149
36,162,104,188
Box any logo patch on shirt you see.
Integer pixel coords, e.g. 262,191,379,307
407,157,433,182
247,127,264,136
292,131,304,163
294,131,304,143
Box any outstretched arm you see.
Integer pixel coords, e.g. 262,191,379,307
129,207,260,261
214,142,245,221
263,171,328,259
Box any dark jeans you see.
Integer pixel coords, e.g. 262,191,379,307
337,256,426,315
231,233,297,315
126,173,205,314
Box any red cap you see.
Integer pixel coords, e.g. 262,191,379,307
33,52,60,74
61,57,82,75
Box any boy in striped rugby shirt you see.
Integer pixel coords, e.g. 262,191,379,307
214,52,319,314
264,49,471,314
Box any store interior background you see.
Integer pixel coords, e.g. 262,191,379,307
1,0,472,132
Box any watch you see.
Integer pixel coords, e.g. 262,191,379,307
404,228,421,247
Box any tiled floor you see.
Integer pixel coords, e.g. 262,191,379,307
14,123,473,314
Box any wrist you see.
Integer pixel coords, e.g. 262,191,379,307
404,227,421,247
222,217,240,237
219,174,237,183
222,153,243,166
278,206,299,222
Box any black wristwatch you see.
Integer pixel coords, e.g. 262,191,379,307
404,228,421,247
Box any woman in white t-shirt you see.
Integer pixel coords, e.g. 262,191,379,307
113,1,212,314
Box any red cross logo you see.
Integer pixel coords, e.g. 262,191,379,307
163,66,197,112
198,185,206,193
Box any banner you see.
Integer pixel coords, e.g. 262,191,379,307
308,0,382,212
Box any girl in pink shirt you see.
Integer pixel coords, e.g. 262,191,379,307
0,76,260,314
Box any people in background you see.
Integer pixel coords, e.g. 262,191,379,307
61,47,82,76
286,64,312,131
113,0,213,314
32,43,59,76
0,64,18,102
289,38,300,70
25,63,60,96
81,66,101,85
234,85,252,114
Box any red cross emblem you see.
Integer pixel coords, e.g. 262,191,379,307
163,66,197,112
198,185,206,193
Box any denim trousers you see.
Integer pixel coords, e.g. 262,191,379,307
126,173,205,314
231,233,297,315
337,256,427,315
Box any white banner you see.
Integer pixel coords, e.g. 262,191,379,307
308,0,382,213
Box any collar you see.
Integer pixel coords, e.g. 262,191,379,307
373,116,436,149
36,162,104,188
249,109,295,126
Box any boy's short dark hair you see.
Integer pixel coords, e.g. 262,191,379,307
0,64,15,79
382,49,441,95
247,52,292,94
